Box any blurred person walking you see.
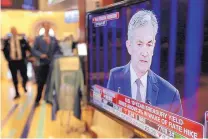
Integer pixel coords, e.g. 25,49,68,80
2,27,31,99
32,22,61,107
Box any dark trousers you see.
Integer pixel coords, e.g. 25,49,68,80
36,64,49,103
8,60,28,95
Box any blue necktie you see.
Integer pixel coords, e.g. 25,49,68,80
135,79,142,101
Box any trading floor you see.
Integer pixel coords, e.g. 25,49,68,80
1,0,208,138
1,79,92,138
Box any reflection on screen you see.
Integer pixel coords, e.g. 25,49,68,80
87,0,208,138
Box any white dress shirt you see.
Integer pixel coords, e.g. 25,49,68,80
130,63,148,102
10,36,22,60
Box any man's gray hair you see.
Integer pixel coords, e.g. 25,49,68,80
128,10,158,40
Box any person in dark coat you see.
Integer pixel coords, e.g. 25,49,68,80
32,22,62,106
2,27,31,99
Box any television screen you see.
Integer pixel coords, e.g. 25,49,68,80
87,0,208,138
64,10,79,23
1,0,39,10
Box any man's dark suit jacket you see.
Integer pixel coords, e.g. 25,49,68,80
2,37,31,61
32,35,62,65
107,63,183,116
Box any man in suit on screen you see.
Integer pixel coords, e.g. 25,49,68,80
107,10,183,116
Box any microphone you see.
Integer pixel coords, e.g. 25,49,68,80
146,100,151,105
117,87,120,93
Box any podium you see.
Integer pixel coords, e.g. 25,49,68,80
46,56,87,134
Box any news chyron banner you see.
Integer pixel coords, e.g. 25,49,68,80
92,12,119,27
205,111,208,138
90,85,204,138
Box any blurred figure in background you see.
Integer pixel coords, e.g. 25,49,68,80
32,22,61,107
2,27,31,99
59,36,73,56
70,35,78,55
59,35,78,56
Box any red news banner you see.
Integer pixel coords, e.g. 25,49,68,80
91,85,204,138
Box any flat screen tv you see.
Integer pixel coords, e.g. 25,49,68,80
1,0,39,10
64,10,79,23
86,0,208,138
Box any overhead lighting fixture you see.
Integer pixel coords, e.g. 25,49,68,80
48,0,65,5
